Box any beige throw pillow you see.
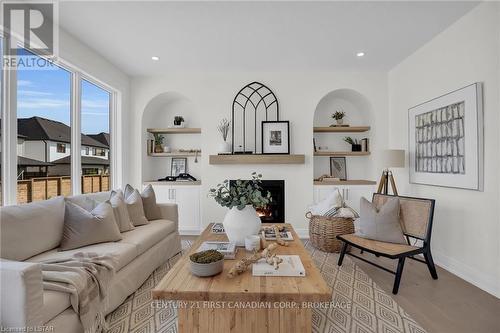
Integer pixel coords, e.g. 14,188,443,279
355,197,406,244
110,190,134,232
124,184,161,221
123,188,149,226
60,201,122,251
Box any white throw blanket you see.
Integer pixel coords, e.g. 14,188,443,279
41,252,117,333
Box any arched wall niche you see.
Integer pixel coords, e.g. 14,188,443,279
313,88,374,180
141,92,201,182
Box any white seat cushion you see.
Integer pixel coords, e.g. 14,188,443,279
42,290,71,323
26,242,138,271
120,220,176,256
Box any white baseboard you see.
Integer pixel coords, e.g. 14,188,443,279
295,228,309,239
433,250,500,298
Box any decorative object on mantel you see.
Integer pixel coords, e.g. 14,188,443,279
189,250,224,277
173,115,185,128
209,172,272,246
153,133,164,153
331,109,347,126
217,118,231,154
409,83,483,191
343,136,362,152
377,149,405,195
232,82,279,154
261,121,290,154
330,157,347,180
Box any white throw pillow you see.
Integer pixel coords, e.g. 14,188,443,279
60,201,122,251
110,190,134,232
123,187,149,226
309,188,343,215
355,197,406,244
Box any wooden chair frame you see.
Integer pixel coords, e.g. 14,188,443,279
336,193,437,294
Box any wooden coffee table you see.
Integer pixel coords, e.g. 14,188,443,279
152,223,331,333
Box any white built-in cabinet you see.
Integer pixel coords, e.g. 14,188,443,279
313,184,376,213
145,182,202,235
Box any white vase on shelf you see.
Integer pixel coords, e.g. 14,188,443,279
217,141,231,154
222,205,261,246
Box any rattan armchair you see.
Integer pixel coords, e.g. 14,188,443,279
336,193,437,294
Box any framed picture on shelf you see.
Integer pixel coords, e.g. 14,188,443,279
171,158,187,177
261,121,290,154
330,157,347,180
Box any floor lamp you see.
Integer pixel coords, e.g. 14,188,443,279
377,149,405,196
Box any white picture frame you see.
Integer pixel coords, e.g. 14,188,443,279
408,83,483,191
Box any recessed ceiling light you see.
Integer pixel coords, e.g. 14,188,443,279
356,52,365,57
151,56,160,61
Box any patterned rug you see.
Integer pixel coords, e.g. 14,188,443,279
106,240,427,333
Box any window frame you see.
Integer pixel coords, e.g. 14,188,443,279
0,35,121,205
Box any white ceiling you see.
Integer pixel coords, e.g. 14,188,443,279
59,1,479,76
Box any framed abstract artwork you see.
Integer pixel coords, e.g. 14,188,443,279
261,121,290,154
330,157,347,180
408,83,483,190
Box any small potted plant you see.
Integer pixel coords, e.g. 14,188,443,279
331,110,345,126
153,133,164,153
173,116,185,127
344,137,362,151
209,172,272,246
189,250,224,277
217,118,231,154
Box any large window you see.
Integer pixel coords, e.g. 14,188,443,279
16,48,72,203
81,79,111,192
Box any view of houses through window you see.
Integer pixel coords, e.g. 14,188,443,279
12,48,112,203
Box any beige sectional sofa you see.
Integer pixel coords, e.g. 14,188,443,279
0,191,182,332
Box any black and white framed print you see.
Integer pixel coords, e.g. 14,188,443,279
261,121,290,154
171,158,187,177
408,83,483,190
330,157,347,180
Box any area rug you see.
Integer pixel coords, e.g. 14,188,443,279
106,240,427,333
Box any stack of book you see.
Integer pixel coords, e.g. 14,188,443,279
261,226,293,241
252,255,305,277
197,241,237,259
211,223,225,234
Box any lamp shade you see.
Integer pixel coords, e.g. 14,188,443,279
382,149,405,168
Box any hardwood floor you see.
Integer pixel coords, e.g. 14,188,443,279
182,236,500,332
348,251,500,333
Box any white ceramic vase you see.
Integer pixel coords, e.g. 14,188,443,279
217,141,232,154
223,205,261,246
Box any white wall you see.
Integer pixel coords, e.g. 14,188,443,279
388,2,500,297
130,72,388,236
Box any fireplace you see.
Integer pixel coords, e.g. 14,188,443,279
230,179,285,223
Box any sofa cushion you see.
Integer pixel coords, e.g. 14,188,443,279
124,189,149,226
27,242,138,271
60,201,122,251
42,290,71,323
0,197,65,260
110,190,134,232
140,184,162,221
120,220,176,255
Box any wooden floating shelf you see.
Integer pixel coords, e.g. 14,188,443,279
209,154,305,165
314,151,370,157
147,128,201,134
148,151,201,157
314,180,377,186
313,126,370,133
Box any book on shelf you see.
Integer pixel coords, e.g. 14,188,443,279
211,223,225,234
252,255,305,277
261,228,293,241
197,241,237,259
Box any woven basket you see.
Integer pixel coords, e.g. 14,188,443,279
306,212,355,253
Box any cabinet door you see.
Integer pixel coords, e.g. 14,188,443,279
172,186,201,234
151,185,175,204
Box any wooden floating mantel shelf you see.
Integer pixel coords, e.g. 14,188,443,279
314,180,377,186
209,154,305,165
313,126,370,133
314,151,370,157
147,128,201,134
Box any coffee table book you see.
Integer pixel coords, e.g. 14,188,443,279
252,255,306,277
152,223,331,333
197,241,237,259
